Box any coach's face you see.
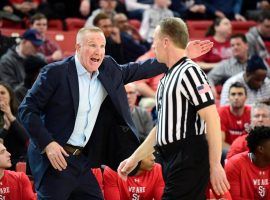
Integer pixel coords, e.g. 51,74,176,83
76,31,106,73
152,26,165,63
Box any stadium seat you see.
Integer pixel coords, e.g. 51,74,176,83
16,161,27,173
187,20,257,39
46,30,76,56
1,28,24,38
186,20,212,39
231,20,257,34
2,19,22,29
65,18,86,31
91,168,103,194
128,19,141,31
48,19,63,31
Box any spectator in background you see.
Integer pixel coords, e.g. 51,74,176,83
93,12,124,63
227,102,270,159
104,153,164,200
14,55,47,103
196,17,232,71
0,0,13,14
202,0,246,21
208,34,249,87
246,11,270,68
94,12,146,63
0,29,44,89
134,47,162,112
0,15,17,58
0,142,36,200
0,0,22,25
113,13,147,48
225,126,270,199
30,13,62,63
169,0,207,19
242,0,270,20
85,0,118,28
125,83,153,140
219,82,250,150
139,0,173,44
9,0,41,18
220,55,270,105
38,0,90,20
125,0,153,20
0,82,28,170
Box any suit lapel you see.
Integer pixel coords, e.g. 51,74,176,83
98,64,121,115
67,57,79,115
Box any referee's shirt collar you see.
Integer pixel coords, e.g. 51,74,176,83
166,56,188,74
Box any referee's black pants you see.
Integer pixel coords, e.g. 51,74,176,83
156,135,210,200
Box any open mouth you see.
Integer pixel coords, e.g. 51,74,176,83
91,58,100,62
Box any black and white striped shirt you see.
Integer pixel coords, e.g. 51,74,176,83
156,57,214,146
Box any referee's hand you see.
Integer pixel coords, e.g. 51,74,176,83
210,163,230,196
117,157,138,181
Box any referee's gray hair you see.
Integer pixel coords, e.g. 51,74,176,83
76,27,104,44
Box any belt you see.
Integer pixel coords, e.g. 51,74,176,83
63,144,83,156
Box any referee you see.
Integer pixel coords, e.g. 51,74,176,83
118,17,230,199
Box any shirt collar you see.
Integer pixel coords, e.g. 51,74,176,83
231,56,239,65
75,54,99,78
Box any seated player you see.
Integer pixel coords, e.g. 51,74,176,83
103,153,164,200
225,126,270,199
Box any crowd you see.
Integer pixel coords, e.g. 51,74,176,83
0,0,270,199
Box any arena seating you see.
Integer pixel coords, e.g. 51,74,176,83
187,20,256,39
65,18,86,31
48,19,63,31
15,161,27,173
1,28,76,57
2,19,23,29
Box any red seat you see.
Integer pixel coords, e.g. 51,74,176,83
65,18,86,31
48,19,63,31
187,20,257,39
2,19,23,29
46,30,76,57
186,20,212,39
128,19,141,31
1,28,24,38
16,161,27,173
231,20,257,34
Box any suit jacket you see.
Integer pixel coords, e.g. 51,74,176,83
18,55,167,189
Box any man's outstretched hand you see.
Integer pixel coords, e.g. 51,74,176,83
186,40,213,59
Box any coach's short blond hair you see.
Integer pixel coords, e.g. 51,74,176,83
158,17,189,49
76,27,104,44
